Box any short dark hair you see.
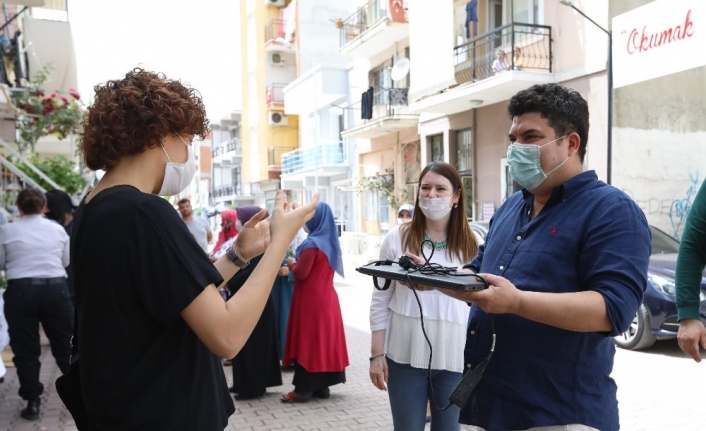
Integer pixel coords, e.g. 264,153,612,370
80,68,210,171
17,188,46,215
178,198,190,205
45,189,74,225
507,83,590,162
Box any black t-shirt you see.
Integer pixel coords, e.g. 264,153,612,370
71,186,233,430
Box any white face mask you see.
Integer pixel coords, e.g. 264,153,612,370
397,217,412,225
158,135,196,196
418,197,453,221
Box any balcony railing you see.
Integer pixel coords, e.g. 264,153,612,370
210,182,259,199
265,19,286,43
266,84,286,106
281,143,346,175
372,87,408,108
211,138,242,159
340,0,407,47
453,22,552,85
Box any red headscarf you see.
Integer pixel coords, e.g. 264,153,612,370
211,209,239,255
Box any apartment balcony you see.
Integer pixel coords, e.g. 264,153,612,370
410,22,555,116
341,88,418,139
266,83,286,107
267,146,295,179
264,19,291,51
211,138,242,166
280,142,349,190
339,0,408,59
209,183,259,204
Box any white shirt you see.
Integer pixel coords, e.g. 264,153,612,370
184,216,211,252
0,215,69,280
370,225,472,372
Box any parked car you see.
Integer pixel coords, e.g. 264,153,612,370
613,225,706,350
469,221,490,245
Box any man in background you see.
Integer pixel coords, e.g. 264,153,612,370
177,198,212,253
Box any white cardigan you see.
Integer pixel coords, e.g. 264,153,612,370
369,225,472,372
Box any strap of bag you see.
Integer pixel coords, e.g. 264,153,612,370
69,185,135,364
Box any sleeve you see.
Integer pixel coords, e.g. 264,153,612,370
582,196,652,337
370,229,399,332
0,227,5,270
60,229,70,268
292,248,317,280
129,199,224,327
676,180,706,320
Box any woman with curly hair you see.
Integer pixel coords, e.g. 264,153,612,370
66,68,318,430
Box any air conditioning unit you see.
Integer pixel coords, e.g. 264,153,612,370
268,111,288,127
265,0,285,7
270,52,286,66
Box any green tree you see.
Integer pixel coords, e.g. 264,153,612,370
15,154,86,194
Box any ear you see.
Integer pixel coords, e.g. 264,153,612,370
566,132,581,157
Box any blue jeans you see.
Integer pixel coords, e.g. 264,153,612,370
387,358,462,431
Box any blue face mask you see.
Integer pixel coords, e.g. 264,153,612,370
506,135,568,190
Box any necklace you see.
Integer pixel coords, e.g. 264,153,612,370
424,232,448,251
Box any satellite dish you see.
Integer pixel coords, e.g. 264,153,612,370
391,58,410,82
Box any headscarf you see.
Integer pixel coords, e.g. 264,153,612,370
397,204,414,218
212,209,239,254
235,205,268,230
295,202,344,277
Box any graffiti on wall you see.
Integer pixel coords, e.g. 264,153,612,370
668,171,700,238
622,171,700,238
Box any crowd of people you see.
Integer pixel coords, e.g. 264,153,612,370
0,68,702,431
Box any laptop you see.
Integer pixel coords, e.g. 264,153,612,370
356,262,488,291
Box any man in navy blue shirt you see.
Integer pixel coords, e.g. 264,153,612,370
440,84,651,431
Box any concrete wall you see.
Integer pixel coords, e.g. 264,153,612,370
298,0,353,73
610,0,706,238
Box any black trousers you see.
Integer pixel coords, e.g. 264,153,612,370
4,280,74,400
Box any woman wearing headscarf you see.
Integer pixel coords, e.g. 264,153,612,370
397,204,414,224
209,209,239,261
226,205,282,399
281,202,349,402
273,227,307,365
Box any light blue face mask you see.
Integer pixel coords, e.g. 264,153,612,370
506,135,568,190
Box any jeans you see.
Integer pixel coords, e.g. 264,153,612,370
4,282,73,400
387,358,462,431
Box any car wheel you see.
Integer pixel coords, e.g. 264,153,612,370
613,304,657,350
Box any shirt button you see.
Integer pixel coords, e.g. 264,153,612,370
467,363,472,368
516,235,522,240
499,265,504,270
470,330,476,335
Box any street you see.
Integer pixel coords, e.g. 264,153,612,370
0,270,702,430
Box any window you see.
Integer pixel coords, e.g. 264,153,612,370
456,129,472,173
364,189,378,221
507,0,541,25
429,134,444,162
380,194,389,223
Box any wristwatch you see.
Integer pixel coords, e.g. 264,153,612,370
226,247,250,269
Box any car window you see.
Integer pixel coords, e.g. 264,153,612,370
650,226,680,254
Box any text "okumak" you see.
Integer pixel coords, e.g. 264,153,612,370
626,9,695,55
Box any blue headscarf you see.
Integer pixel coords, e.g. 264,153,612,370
295,201,344,277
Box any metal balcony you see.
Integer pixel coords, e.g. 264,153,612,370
341,88,418,139
266,83,286,107
211,138,242,165
339,0,408,58
453,22,552,84
264,19,286,44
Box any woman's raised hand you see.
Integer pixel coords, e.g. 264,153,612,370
270,190,319,246
233,208,270,262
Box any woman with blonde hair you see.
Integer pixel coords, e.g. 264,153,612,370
369,162,479,431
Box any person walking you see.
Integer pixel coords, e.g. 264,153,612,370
69,68,318,430
369,162,479,431
0,188,72,421
281,202,348,402
227,205,282,399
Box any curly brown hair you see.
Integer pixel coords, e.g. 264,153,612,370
80,68,210,171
